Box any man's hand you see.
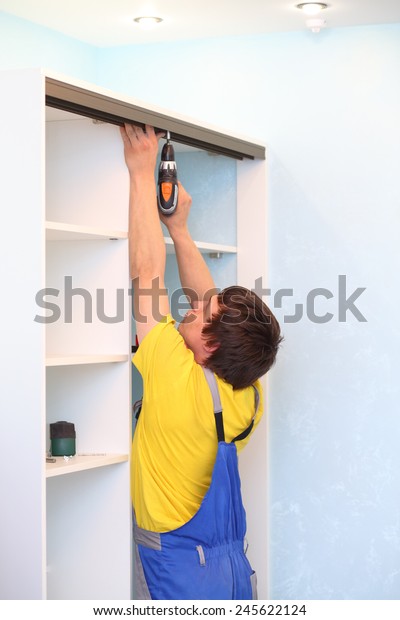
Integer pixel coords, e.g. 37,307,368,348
120,124,164,179
160,181,192,238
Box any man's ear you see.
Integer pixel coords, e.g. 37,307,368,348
203,341,219,354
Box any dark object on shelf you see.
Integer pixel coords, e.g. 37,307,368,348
50,421,76,456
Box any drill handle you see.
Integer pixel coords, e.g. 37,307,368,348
158,137,178,215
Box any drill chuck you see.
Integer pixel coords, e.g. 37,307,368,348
158,132,178,215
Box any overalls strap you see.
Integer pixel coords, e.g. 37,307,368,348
202,367,260,444
202,367,225,441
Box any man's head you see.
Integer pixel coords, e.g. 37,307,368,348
203,286,282,388
179,286,282,389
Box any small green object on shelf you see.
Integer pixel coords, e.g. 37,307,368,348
50,421,76,456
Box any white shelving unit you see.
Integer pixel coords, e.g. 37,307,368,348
0,68,268,600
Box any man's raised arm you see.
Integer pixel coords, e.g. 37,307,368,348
120,124,169,342
161,182,218,309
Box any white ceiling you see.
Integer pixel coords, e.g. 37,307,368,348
1,0,400,47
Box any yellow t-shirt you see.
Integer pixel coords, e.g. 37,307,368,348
131,314,264,533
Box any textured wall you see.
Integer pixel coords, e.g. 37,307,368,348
98,24,400,600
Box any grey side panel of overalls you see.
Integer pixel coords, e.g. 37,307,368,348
133,519,161,599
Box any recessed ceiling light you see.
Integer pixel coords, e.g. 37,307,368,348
296,3,328,16
133,16,163,29
306,17,327,33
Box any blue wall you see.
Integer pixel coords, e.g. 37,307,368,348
97,26,400,600
1,10,400,599
0,11,97,80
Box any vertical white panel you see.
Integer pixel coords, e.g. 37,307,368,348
46,116,129,230
0,69,46,598
45,104,132,598
237,156,269,599
45,240,129,356
47,466,131,599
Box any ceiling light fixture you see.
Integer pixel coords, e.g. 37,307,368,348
305,17,327,33
133,16,163,29
296,3,328,15
296,3,328,33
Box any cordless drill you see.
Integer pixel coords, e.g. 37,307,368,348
157,131,178,216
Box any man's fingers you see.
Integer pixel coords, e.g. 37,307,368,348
119,125,129,141
124,123,162,145
144,124,154,137
121,123,163,156
125,124,140,141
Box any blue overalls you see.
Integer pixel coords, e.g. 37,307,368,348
133,367,260,600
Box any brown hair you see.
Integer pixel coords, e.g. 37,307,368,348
202,286,282,390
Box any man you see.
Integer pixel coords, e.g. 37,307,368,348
120,124,282,600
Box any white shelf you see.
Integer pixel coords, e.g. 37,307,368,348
46,354,129,367
45,222,236,253
46,454,129,478
46,220,128,240
164,236,237,255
